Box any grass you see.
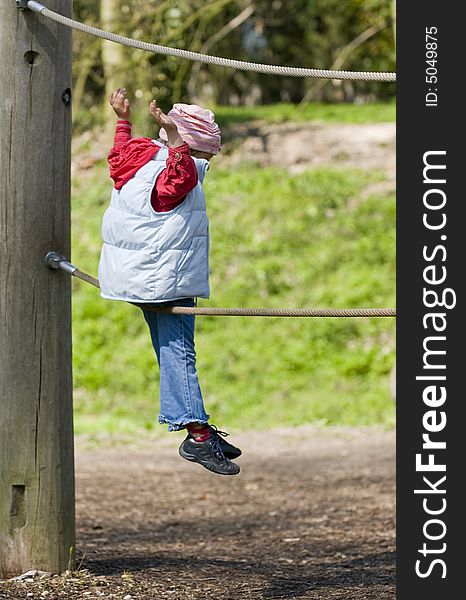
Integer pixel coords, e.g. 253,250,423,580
212,101,395,127
71,103,395,437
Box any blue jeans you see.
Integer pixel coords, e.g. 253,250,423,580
142,298,210,431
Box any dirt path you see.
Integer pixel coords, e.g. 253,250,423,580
222,121,395,181
1,427,395,599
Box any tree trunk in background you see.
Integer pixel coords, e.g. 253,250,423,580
392,0,396,48
101,0,125,138
0,0,75,577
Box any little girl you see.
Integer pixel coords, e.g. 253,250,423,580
98,88,241,475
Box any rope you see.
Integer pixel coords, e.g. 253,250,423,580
26,1,396,82
74,269,100,289
137,305,396,318
60,258,395,318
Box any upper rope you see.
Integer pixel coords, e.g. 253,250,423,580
24,1,396,83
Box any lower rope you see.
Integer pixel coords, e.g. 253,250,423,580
74,269,100,289
66,260,395,318
138,305,396,318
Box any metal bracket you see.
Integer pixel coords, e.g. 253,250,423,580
16,1,45,13
45,251,77,275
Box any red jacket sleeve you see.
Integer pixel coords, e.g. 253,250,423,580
152,143,198,212
110,119,132,152
107,120,160,190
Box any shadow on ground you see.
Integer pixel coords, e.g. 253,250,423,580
1,427,395,599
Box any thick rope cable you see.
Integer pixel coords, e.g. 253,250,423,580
45,253,395,317
74,269,100,289
25,1,396,82
138,305,397,318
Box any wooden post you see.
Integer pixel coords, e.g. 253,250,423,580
0,0,75,577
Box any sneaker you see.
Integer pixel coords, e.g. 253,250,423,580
207,425,242,460
179,434,240,476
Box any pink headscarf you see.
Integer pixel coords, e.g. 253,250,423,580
159,103,221,155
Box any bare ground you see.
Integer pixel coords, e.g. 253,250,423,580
1,427,395,600
221,121,395,181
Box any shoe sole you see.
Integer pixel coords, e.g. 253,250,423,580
179,446,240,476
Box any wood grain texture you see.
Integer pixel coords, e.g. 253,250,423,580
0,0,75,577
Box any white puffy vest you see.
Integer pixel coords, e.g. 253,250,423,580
98,145,210,302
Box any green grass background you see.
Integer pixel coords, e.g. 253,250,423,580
72,103,396,437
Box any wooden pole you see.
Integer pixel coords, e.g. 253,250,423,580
0,0,75,577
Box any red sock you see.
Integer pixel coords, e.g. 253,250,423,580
186,423,211,442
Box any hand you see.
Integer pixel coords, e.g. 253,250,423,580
150,99,184,147
109,88,131,120
149,99,177,130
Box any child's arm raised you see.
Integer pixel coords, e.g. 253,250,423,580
109,88,132,151
149,99,198,211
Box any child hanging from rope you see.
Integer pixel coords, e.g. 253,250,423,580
98,88,241,476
